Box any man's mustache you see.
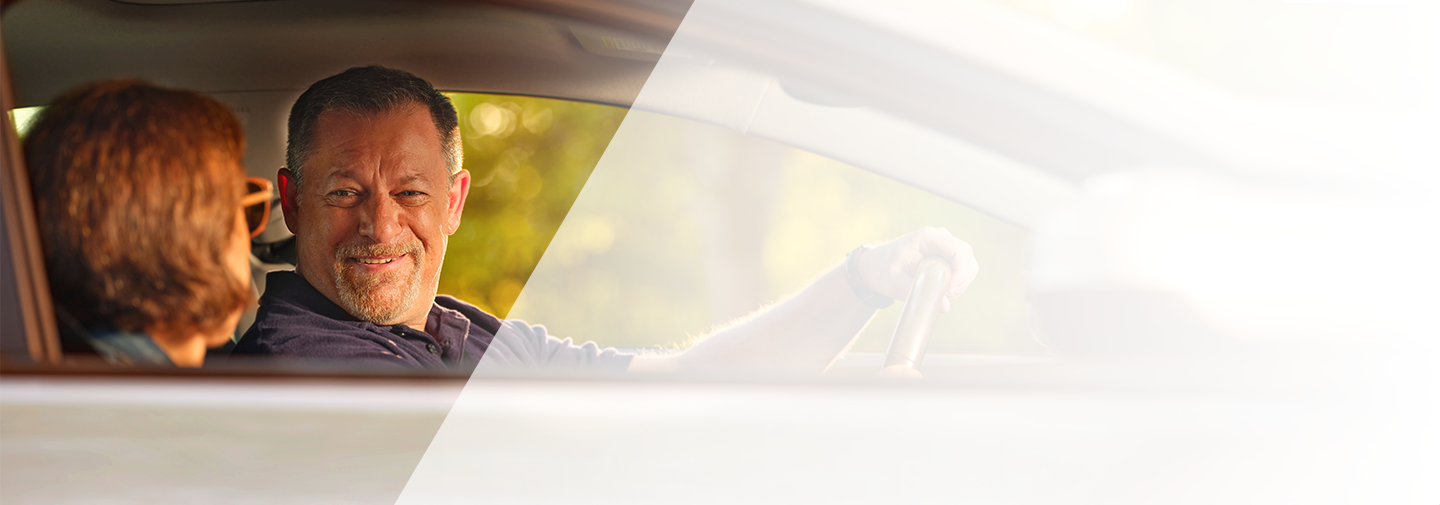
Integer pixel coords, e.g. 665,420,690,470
334,241,423,260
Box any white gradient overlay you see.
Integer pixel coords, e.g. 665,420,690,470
398,0,1440,503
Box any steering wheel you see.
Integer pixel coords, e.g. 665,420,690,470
883,257,952,372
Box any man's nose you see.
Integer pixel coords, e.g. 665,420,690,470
357,195,403,243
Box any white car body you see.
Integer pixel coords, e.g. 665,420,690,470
2,0,1438,503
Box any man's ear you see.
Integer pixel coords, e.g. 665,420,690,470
444,169,471,235
277,167,300,232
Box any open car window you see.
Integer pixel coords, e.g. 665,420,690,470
10,90,1040,375
496,107,1038,360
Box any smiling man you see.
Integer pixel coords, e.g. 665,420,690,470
233,66,978,374
288,90,458,335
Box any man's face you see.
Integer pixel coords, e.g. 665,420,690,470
281,104,470,327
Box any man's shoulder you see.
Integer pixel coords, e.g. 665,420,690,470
251,292,364,331
233,292,374,353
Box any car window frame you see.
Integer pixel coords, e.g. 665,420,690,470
0,35,60,367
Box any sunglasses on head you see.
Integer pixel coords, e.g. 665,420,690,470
241,177,273,239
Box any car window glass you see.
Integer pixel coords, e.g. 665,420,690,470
438,95,1038,359
437,93,628,320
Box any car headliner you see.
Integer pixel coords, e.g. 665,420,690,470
1,0,685,107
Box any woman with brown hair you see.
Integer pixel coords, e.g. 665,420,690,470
24,79,271,367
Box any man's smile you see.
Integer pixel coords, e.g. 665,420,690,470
336,240,423,271
345,253,415,276
350,254,405,265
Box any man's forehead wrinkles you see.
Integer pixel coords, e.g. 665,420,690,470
313,147,370,180
325,146,375,166
319,148,398,177
399,173,431,186
319,166,434,188
324,168,359,183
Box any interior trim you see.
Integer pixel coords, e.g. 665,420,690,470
0,40,60,365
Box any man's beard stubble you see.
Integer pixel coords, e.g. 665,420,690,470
332,241,424,324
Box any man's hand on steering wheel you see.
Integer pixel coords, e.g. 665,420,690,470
855,227,978,313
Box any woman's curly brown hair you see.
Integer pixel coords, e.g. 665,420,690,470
24,79,250,341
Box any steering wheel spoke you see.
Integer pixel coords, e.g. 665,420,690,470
883,257,952,372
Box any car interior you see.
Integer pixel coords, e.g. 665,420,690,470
1,0,694,369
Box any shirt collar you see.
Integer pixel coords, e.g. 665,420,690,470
85,328,173,366
425,302,474,364
426,303,470,338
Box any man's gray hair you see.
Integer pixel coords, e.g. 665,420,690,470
286,66,462,191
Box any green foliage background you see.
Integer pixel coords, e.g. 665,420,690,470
437,93,626,317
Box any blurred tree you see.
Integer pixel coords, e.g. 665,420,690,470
438,93,627,317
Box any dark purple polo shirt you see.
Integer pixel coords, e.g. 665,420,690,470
232,270,498,371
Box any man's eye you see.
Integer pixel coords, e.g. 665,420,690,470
324,189,363,207
396,190,429,203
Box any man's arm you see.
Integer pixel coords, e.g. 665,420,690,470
628,227,978,374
